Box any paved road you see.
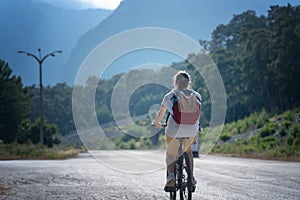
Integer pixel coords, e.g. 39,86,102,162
0,151,300,200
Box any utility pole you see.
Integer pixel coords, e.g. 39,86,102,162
17,49,62,144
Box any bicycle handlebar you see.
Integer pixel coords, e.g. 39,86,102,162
152,121,203,131
151,121,167,128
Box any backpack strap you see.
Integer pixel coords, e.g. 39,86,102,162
165,111,171,124
188,90,202,103
170,91,177,103
168,92,177,122
195,95,201,103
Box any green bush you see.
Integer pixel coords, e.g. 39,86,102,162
142,138,152,146
230,127,238,135
282,120,291,129
256,110,269,128
256,118,265,129
259,123,277,137
279,126,287,137
115,136,155,150
285,122,300,148
220,134,231,142
286,135,294,146
259,137,280,150
294,138,300,147
247,112,258,126
17,119,32,143
243,145,255,154
289,122,300,138
236,120,247,134
249,135,259,147
283,111,295,121
129,139,136,149
16,118,61,147
126,124,147,137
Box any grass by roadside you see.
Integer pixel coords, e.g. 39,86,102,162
0,143,78,160
207,108,300,162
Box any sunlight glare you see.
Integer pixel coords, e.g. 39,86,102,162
80,0,122,10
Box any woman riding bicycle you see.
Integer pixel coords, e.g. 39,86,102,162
154,70,201,192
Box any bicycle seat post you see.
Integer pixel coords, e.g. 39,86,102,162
178,138,184,156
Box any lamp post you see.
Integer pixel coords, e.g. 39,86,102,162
17,49,62,144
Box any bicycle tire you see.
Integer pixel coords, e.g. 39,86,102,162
176,155,184,200
180,152,192,200
169,169,176,200
170,191,176,200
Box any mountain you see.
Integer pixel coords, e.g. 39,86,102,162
2,0,297,85
0,0,112,85
63,0,299,85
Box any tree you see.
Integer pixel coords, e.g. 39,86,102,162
267,4,300,109
29,83,74,135
0,60,31,143
198,5,300,122
30,118,61,147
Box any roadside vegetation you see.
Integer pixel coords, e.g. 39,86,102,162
208,108,300,161
107,108,300,162
100,119,165,150
0,60,78,159
0,143,78,160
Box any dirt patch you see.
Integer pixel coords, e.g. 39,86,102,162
0,180,10,197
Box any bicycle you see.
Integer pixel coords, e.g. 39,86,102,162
152,122,195,200
168,137,194,200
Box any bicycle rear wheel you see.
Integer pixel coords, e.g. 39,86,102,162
170,191,176,200
167,170,176,200
180,152,192,200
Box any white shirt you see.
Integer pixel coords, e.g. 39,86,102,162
161,89,201,138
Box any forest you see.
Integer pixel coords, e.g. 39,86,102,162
0,5,299,157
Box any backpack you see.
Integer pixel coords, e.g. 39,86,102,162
171,90,201,125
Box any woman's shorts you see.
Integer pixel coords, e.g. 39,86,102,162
165,135,196,165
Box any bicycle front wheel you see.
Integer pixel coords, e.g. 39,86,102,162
180,152,192,200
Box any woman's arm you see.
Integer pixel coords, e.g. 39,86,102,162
154,105,167,128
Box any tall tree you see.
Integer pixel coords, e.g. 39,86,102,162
29,83,74,135
267,4,300,109
0,60,31,143
209,10,268,120
194,5,300,122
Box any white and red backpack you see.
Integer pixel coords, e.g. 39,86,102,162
171,90,201,125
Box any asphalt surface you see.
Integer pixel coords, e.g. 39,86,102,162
0,151,300,200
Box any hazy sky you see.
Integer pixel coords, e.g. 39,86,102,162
39,0,123,10
38,0,300,12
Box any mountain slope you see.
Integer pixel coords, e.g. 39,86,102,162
211,109,300,161
63,0,297,84
0,0,112,85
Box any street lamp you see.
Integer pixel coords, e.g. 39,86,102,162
17,48,62,144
